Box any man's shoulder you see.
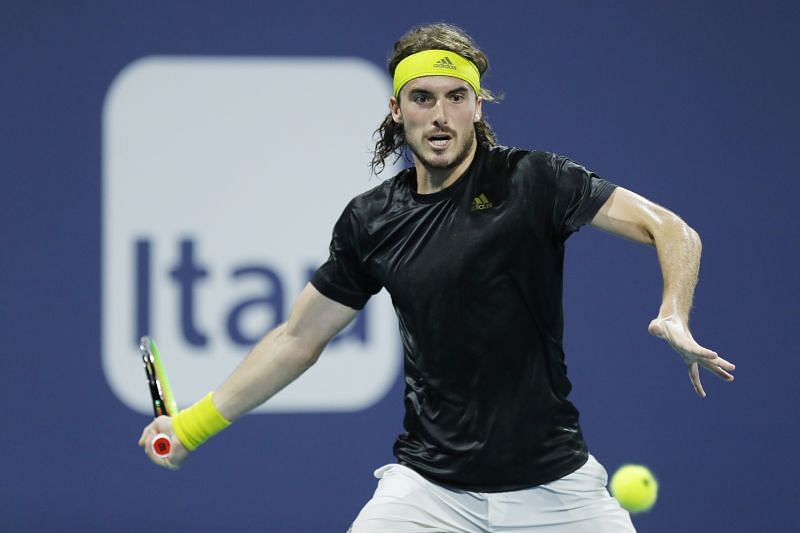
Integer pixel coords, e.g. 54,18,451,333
479,145,566,186
344,168,412,218
483,144,561,172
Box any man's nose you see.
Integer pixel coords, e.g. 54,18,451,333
432,100,448,126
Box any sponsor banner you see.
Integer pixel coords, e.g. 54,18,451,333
103,56,400,413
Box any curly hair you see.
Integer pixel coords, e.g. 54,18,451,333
371,23,501,174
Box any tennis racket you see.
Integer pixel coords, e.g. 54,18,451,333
140,336,178,457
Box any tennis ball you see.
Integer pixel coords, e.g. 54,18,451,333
609,464,658,513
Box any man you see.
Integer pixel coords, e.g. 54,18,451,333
139,23,735,532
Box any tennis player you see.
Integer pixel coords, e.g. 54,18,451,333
139,23,735,532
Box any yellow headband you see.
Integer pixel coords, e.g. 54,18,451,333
393,49,481,98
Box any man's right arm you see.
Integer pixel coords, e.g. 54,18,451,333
138,282,358,467
213,282,358,420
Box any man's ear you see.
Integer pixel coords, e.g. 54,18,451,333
390,96,402,124
474,97,483,123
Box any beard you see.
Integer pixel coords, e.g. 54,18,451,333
406,129,476,173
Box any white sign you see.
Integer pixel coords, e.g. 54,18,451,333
102,56,401,413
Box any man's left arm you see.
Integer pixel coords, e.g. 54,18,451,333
590,187,735,397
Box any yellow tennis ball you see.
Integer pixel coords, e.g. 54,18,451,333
609,464,658,513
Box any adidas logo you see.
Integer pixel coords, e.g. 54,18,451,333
433,56,457,70
471,193,493,211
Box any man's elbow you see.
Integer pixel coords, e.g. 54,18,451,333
677,217,701,251
280,326,327,369
643,210,702,243
301,345,326,368
688,225,701,251
656,213,701,251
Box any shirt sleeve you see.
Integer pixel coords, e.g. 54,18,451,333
310,203,382,310
552,155,617,237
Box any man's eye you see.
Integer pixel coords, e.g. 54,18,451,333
451,94,465,102
413,95,430,104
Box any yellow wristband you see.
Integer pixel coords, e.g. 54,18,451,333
171,392,231,451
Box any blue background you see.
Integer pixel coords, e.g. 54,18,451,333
2,1,797,531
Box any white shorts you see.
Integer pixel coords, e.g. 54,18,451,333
349,455,636,532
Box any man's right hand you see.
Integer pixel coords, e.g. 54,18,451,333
138,416,189,470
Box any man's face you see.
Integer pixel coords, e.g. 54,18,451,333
390,76,482,172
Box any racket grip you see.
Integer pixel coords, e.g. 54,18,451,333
151,433,172,457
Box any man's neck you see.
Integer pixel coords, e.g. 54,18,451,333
414,142,478,195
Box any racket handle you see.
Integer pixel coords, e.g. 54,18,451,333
151,433,172,457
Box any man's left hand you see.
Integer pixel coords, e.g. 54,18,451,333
648,315,735,397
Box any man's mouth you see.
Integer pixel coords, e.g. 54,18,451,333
427,134,452,150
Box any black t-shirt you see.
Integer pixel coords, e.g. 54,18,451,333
311,144,616,492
